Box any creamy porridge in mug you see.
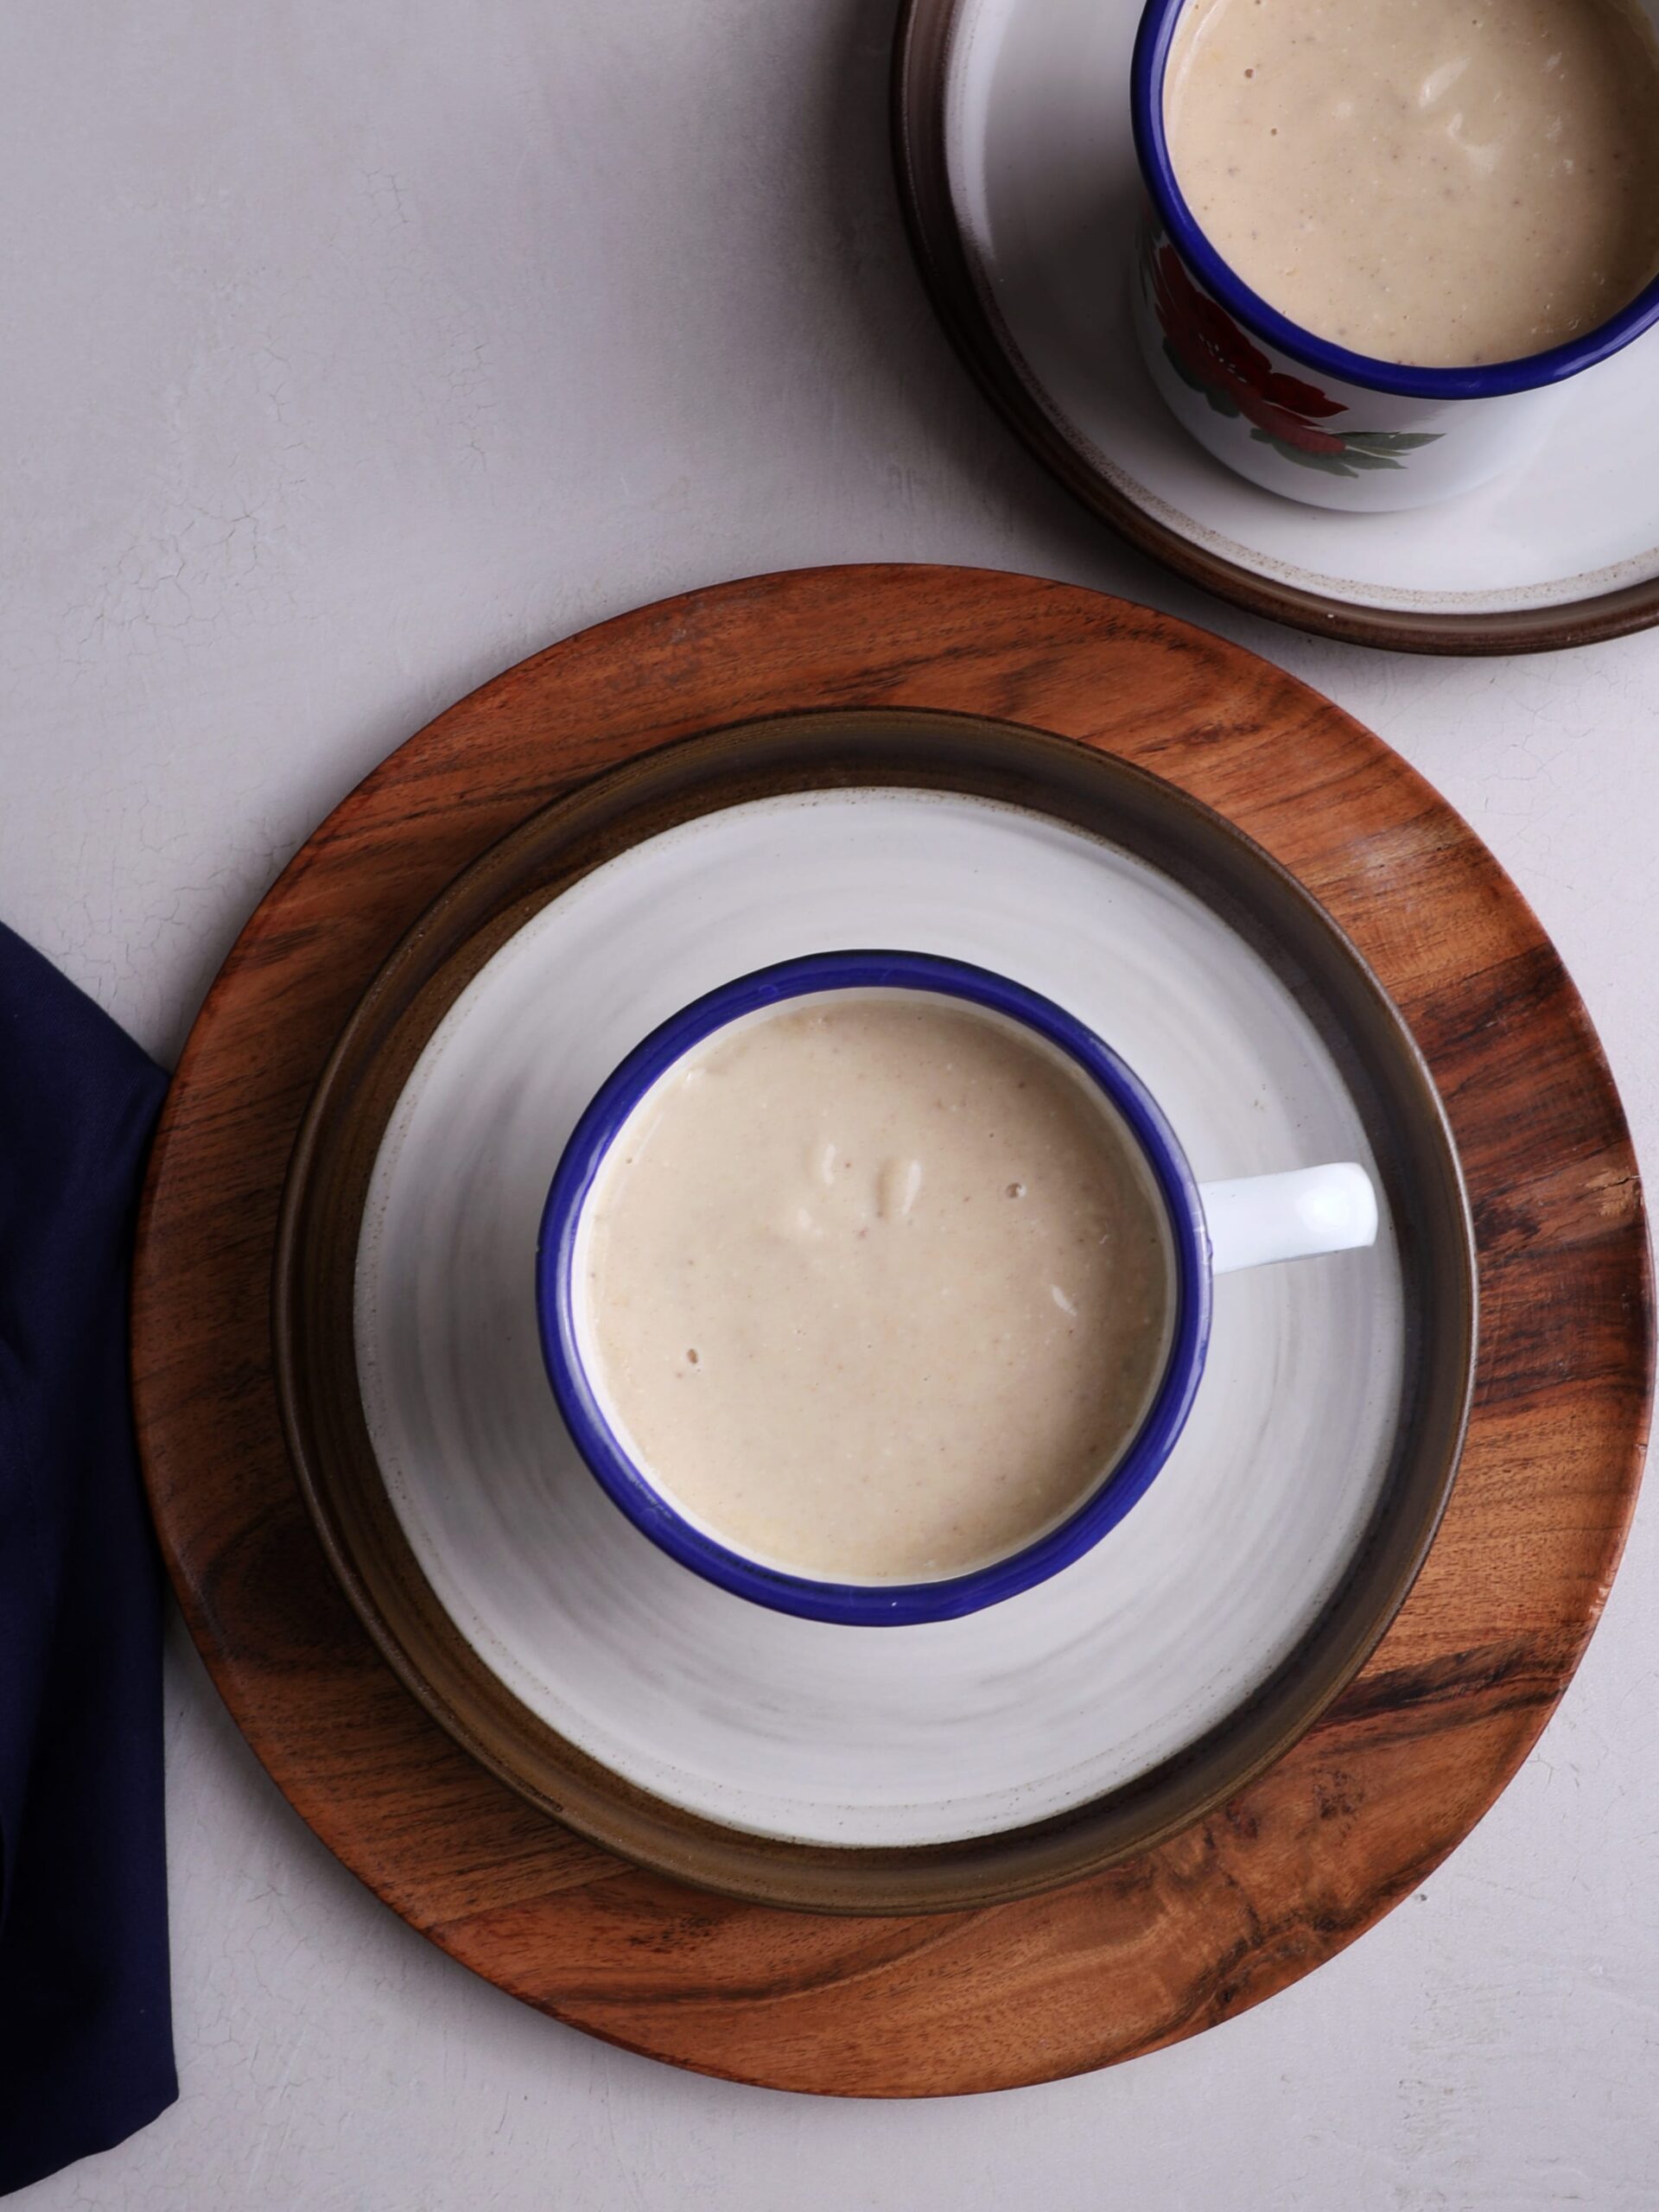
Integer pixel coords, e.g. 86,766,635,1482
579,994,1175,1583
1165,0,1659,365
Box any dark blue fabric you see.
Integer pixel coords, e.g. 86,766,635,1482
0,925,176,2196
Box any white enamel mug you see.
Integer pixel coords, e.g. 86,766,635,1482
1129,0,1659,512
537,951,1380,1625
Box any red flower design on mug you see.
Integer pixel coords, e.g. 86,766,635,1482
1146,239,1443,480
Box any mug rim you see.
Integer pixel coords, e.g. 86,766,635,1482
1130,0,1659,404
535,950,1212,1625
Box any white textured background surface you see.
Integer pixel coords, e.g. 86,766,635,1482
3,2,1656,2204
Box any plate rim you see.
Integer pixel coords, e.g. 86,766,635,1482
273,704,1477,1914
891,0,1659,658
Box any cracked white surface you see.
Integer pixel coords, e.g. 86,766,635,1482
2,1,1656,2205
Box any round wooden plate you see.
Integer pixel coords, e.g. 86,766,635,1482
273,708,1474,1915
135,565,1652,2096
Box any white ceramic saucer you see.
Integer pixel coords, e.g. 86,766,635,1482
895,0,1659,652
359,786,1402,1847
277,708,1471,1910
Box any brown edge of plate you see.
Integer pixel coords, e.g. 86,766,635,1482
891,0,1659,658
274,706,1477,1916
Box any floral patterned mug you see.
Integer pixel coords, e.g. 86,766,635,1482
1128,0,1659,512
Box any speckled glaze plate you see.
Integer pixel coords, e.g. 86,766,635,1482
894,0,1659,653
275,708,1474,1915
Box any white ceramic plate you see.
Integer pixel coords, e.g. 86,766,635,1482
897,0,1659,650
356,784,1408,1850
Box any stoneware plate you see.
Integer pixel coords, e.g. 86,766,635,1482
893,0,1659,653
276,708,1475,1914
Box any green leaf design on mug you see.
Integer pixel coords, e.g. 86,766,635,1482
1340,430,1446,454
1248,431,1360,477
1248,427,1444,475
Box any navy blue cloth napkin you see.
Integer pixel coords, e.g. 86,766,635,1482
0,925,176,2196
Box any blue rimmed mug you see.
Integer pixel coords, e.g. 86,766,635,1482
536,951,1378,1625
1128,0,1659,511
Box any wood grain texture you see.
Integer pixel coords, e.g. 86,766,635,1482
134,564,1653,2095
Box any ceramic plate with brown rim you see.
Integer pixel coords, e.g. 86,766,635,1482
276,707,1475,1916
893,0,1659,654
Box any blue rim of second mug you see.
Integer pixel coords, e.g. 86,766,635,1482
1129,0,1659,404
535,951,1213,1625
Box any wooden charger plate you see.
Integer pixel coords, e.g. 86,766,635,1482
273,708,1474,1915
135,565,1652,2094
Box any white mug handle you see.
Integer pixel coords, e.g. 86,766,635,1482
1198,1163,1379,1277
